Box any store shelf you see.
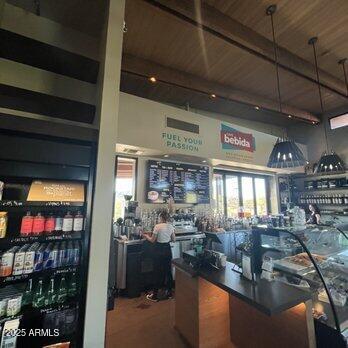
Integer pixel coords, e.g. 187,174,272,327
0,232,82,248
0,200,84,208
0,266,79,285
301,187,348,192
0,313,23,325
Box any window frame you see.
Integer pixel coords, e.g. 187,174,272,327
213,169,270,216
113,155,138,220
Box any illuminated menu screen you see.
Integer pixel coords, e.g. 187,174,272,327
146,160,210,204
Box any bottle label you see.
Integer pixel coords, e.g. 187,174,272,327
73,217,84,232
12,252,26,275
62,218,73,232
45,218,55,233
55,217,63,231
32,217,45,235
20,217,33,235
0,252,14,277
23,251,36,274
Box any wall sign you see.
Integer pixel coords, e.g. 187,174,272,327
146,160,210,204
220,124,255,152
27,181,85,202
162,132,203,153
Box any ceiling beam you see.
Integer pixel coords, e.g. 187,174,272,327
145,0,348,100
122,54,320,123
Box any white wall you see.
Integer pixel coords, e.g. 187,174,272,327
117,92,307,171
288,107,348,167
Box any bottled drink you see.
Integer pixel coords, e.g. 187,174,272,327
32,213,45,235
45,277,57,306
62,212,73,233
32,279,45,308
55,215,63,232
68,273,77,297
51,244,59,269
57,277,68,304
22,278,33,306
43,243,53,270
20,212,34,236
73,241,80,266
73,211,84,232
44,214,55,234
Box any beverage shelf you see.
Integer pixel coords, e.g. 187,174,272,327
0,232,82,248
0,313,23,325
301,187,348,192
0,266,79,285
0,299,79,325
0,200,84,208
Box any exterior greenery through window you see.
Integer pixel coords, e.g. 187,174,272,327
114,157,137,220
212,171,269,217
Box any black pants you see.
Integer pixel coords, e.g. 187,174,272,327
153,242,173,296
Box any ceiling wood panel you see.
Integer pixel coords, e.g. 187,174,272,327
206,0,348,80
122,0,348,124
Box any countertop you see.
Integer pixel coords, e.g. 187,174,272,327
172,258,311,316
114,232,206,245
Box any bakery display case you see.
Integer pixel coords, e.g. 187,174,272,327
252,225,348,348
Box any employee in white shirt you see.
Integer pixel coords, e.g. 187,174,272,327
142,210,175,302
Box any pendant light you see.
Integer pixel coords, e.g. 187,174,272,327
266,5,306,169
309,37,346,174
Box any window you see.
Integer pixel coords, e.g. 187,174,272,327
213,173,224,215
241,176,255,217
213,170,269,217
114,157,137,220
255,178,267,215
225,175,239,217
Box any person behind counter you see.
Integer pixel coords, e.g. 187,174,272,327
307,204,321,225
142,210,175,302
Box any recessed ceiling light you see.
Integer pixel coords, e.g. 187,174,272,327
254,106,260,110
163,154,169,158
210,94,216,98
202,160,207,163
288,115,292,118
149,76,157,83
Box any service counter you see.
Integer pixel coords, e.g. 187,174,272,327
173,258,316,348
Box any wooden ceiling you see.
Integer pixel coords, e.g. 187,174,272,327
122,0,348,125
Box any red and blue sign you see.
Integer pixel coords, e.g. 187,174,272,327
220,124,255,152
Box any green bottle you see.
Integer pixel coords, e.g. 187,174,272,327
45,277,57,306
57,277,68,304
68,273,77,298
32,279,45,308
22,278,33,306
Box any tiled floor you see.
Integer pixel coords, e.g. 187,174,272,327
106,295,188,348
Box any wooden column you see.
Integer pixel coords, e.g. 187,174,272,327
174,268,234,348
229,295,316,348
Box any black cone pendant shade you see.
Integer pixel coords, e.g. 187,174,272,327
314,151,345,174
266,5,306,169
267,138,306,168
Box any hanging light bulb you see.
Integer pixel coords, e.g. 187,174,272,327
266,5,306,169
308,38,346,174
267,138,306,168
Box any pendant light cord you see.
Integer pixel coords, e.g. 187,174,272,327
339,58,348,96
267,5,284,138
309,37,329,154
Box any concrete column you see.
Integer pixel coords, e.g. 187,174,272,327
83,0,125,347
0,0,5,25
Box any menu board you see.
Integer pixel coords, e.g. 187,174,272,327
146,160,210,204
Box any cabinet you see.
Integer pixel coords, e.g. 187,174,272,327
253,226,348,348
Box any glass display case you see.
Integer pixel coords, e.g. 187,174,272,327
252,225,348,348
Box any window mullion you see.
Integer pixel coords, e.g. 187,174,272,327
252,177,257,215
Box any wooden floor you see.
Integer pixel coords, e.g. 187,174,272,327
106,295,189,348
